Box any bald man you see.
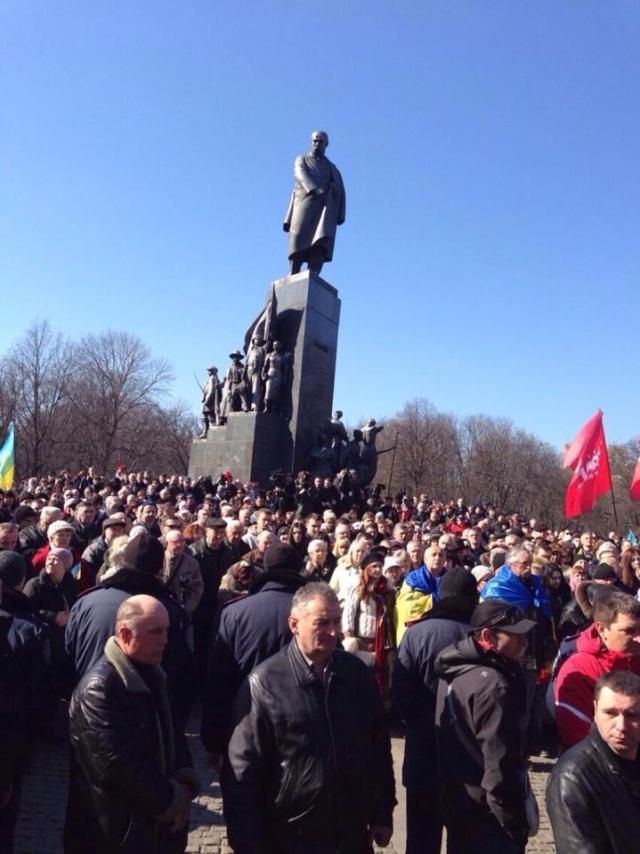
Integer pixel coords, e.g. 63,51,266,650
66,595,198,854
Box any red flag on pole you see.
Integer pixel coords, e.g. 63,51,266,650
630,458,640,501
563,410,612,518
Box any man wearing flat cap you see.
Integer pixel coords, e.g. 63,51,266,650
434,599,537,854
190,517,233,678
220,351,249,421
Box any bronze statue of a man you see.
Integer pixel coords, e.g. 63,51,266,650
198,365,221,438
245,335,266,412
262,341,288,416
283,130,346,275
220,351,249,422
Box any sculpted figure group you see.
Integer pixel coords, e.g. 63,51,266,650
310,412,384,486
198,340,290,438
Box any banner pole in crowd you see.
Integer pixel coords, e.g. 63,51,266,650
601,421,619,529
387,431,399,497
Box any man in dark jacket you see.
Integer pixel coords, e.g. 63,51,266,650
66,595,198,854
435,599,536,854
79,513,128,589
546,670,640,854
0,551,52,854
392,567,478,854
223,582,395,853
201,542,306,765
189,518,233,678
0,551,52,739
69,500,102,553
65,533,194,723
17,505,60,568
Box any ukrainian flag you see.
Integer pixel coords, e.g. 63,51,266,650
0,424,15,490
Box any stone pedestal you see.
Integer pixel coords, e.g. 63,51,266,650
189,412,293,484
271,271,341,474
188,271,340,483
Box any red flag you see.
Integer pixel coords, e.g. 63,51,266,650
630,458,640,501
563,410,612,517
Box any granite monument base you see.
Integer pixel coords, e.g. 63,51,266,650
188,411,293,484
270,271,341,473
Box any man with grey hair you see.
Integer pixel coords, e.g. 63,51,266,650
223,582,395,852
304,537,331,581
225,519,251,562
18,505,61,567
66,594,198,854
481,544,553,748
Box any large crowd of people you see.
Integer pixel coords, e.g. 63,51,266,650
1,466,640,852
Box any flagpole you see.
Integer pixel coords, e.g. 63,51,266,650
601,422,620,530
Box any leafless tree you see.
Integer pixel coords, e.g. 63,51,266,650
3,321,77,476
69,331,173,473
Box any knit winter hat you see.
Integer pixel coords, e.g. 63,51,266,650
121,532,164,576
48,547,74,571
0,551,27,589
263,542,303,575
14,506,37,526
439,566,478,602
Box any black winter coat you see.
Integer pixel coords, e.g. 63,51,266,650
392,598,472,788
223,640,396,854
24,569,78,625
24,569,78,681
434,636,529,850
67,638,197,854
546,726,640,854
201,570,306,757
0,588,52,739
17,524,47,566
65,568,195,722
189,539,233,622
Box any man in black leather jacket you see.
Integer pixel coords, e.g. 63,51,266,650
66,532,195,724
546,670,640,854
201,542,306,765
222,582,395,854
66,595,198,854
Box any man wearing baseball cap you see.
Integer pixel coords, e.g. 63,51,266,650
434,599,537,854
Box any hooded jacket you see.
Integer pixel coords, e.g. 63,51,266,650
434,635,529,848
392,598,473,788
554,624,640,747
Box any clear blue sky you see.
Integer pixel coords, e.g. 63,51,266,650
2,2,639,449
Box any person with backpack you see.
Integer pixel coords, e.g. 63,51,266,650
434,599,538,854
554,591,640,748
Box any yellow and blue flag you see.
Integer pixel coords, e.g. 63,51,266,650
0,424,15,490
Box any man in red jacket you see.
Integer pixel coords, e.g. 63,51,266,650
554,591,640,747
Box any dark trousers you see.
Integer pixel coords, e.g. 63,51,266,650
446,816,524,854
406,784,443,854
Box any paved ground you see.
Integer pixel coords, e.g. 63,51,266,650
13,712,556,853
